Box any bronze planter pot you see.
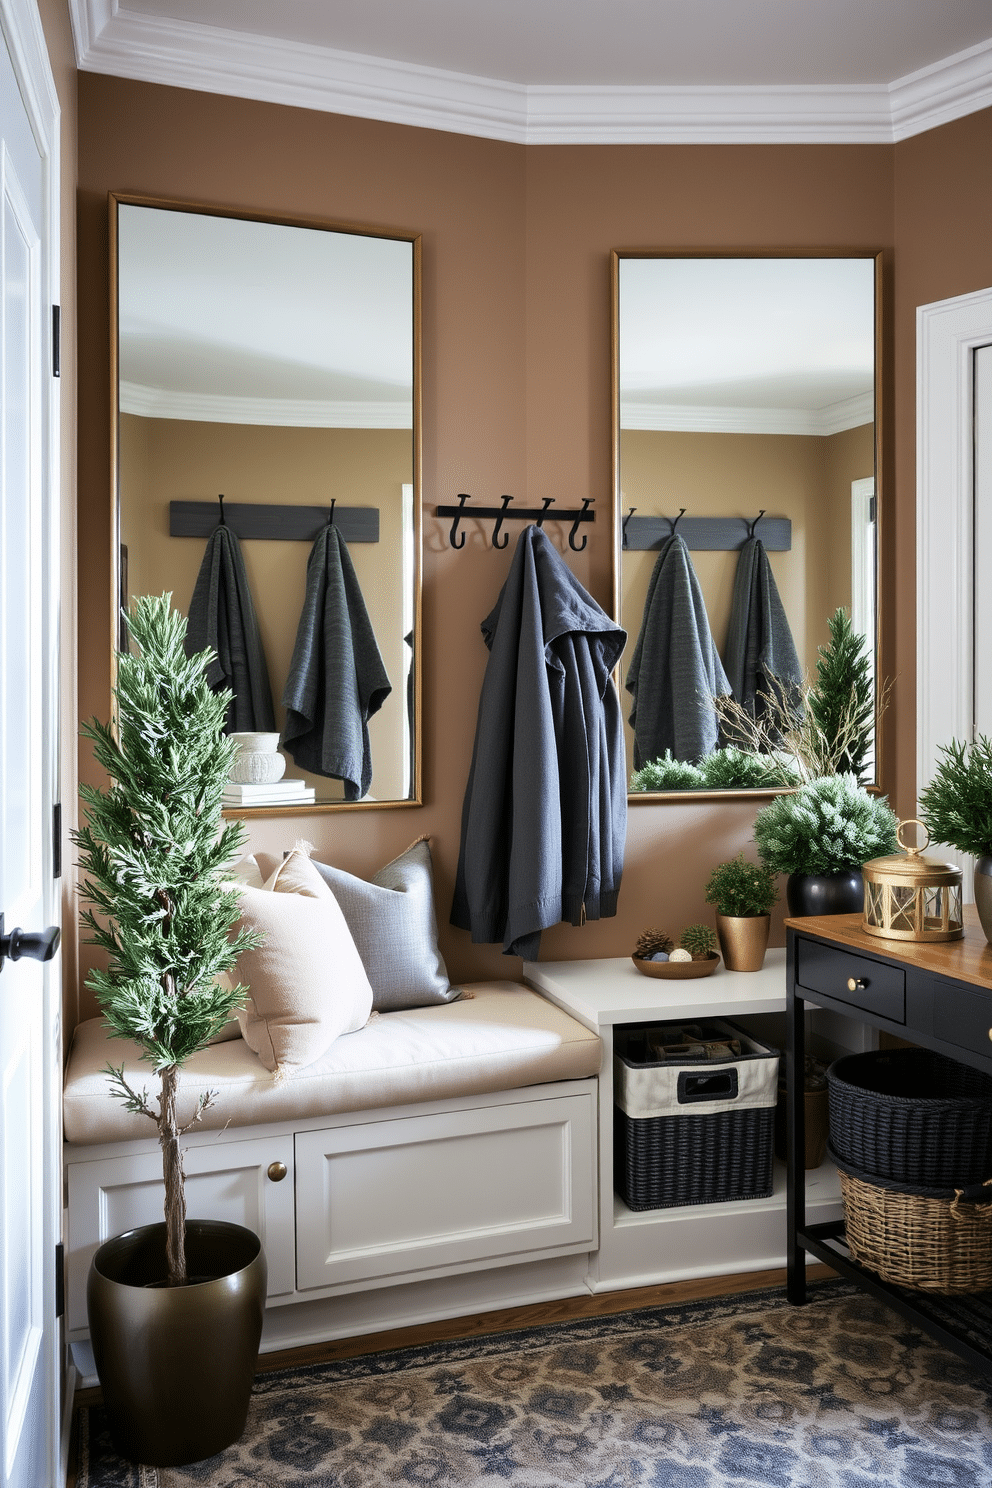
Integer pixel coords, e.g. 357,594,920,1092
87,1219,266,1467
974,858,992,944
715,913,770,972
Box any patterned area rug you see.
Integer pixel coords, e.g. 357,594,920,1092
77,1281,992,1487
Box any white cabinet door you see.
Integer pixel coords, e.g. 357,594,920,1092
295,1091,597,1294
65,1135,297,1333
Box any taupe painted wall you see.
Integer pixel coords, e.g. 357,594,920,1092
75,72,992,1018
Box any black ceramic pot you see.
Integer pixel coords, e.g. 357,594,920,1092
87,1219,266,1467
786,869,864,917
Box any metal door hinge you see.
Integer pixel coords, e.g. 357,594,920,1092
52,305,60,378
868,494,877,524
55,1243,64,1319
53,803,61,879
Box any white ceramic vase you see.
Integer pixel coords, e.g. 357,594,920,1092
228,732,286,785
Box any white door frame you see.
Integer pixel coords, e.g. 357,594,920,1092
0,0,62,1481
917,285,992,885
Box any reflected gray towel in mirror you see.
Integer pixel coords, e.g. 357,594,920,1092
451,525,628,960
186,522,276,733
282,523,391,801
624,533,731,767
723,535,803,725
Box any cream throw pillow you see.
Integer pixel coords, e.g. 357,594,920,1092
234,848,373,1075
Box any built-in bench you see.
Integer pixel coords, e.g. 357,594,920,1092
63,982,602,1361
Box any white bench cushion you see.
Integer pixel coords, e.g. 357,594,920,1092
63,982,600,1146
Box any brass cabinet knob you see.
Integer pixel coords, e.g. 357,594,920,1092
267,1161,288,1182
847,977,868,992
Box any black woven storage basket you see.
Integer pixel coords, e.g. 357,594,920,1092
827,1048,992,1188
614,1019,778,1210
615,1105,776,1210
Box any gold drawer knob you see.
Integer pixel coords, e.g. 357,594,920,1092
847,977,868,992
267,1162,288,1182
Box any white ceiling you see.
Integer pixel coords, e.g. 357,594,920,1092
71,0,992,144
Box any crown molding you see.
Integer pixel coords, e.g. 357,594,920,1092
69,2,992,145
621,390,874,436
119,381,413,428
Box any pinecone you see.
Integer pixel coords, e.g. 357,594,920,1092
634,928,674,959
679,923,718,960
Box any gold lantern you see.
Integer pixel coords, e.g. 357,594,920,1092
862,819,963,942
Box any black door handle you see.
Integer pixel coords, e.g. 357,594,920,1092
0,913,60,973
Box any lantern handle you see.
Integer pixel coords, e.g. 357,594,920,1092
897,818,930,855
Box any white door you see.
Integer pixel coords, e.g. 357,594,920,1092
974,344,992,738
0,2,60,1485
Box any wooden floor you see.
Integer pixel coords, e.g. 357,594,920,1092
68,1263,835,1482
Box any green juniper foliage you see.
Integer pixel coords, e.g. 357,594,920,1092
752,773,898,878
679,923,718,959
697,747,799,791
630,751,704,792
806,609,875,782
74,594,262,1284
919,735,992,859
704,853,778,918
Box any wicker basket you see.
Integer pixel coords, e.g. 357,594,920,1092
836,1158,992,1294
614,1019,778,1210
827,1048,992,1188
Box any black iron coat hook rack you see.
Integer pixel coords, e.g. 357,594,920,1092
436,494,596,551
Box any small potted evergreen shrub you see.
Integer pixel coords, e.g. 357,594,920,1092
629,751,704,792
919,734,992,942
753,773,899,917
74,595,266,1467
704,853,778,971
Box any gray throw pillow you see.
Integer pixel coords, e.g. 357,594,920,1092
312,838,460,1011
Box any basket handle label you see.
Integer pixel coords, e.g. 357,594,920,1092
678,1068,739,1104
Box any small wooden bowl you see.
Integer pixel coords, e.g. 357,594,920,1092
631,953,721,980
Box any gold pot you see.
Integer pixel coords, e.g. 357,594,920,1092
715,913,770,972
87,1219,266,1466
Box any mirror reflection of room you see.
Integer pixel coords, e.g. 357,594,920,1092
617,254,878,796
115,201,419,807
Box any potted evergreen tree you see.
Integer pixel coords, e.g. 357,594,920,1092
74,595,266,1467
704,853,778,970
919,734,992,943
753,774,898,916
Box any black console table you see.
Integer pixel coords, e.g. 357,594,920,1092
787,907,992,1373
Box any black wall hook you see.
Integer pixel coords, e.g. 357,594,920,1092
747,509,766,539
492,495,513,549
568,498,593,551
671,507,687,534
535,497,554,529
217,493,227,526
328,498,337,527
622,506,637,549
448,492,470,549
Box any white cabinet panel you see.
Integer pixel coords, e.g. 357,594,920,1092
295,1092,597,1293
975,343,992,737
65,1134,296,1333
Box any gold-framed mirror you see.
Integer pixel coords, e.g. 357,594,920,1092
111,194,422,813
612,249,882,801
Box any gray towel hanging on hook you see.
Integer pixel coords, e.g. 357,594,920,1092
723,533,803,727
282,522,391,801
186,520,276,734
624,533,731,766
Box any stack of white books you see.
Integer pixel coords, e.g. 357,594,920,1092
222,778,316,807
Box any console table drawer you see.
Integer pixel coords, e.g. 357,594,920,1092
935,978,992,1060
795,940,905,1022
